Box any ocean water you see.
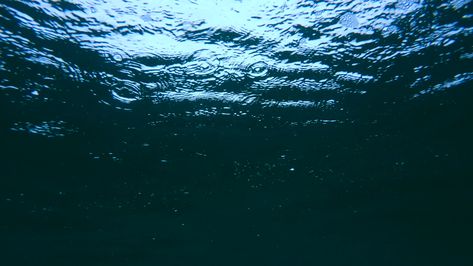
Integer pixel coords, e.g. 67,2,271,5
0,0,472,265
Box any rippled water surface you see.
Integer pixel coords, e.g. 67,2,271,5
1,0,472,265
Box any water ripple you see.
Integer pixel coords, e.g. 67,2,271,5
247,61,269,78
0,0,471,126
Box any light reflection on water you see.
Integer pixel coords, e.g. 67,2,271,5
0,0,472,132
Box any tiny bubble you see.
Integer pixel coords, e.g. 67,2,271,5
113,54,123,62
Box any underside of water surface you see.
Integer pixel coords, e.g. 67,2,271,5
0,1,472,265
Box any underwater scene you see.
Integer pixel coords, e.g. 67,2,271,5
1,0,472,265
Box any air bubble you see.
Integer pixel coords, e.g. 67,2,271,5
113,54,123,62
248,61,268,78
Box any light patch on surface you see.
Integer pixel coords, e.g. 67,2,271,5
339,12,359,28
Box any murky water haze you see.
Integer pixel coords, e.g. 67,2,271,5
1,0,472,265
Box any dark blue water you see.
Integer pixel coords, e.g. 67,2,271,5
1,0,472,265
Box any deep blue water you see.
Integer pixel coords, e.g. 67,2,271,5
1,0,473,265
